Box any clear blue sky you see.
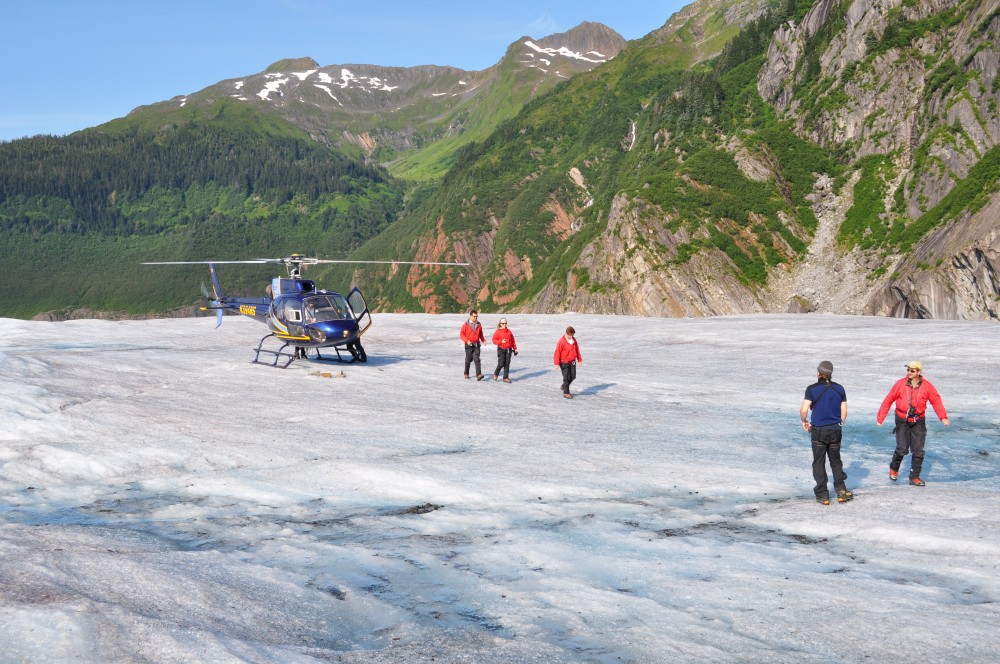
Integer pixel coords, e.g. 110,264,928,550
1,0,689,142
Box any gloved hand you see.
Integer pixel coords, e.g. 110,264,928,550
513,350,518,356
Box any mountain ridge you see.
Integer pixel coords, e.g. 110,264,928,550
2,0,998,321
125,22,626,179
330,0,999,320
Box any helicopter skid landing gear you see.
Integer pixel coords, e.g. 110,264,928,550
311,345,355,363
250,334,356,368
251,333,299,368
313,346,354,364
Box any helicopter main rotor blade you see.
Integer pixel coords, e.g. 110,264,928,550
310,260,469,266
255,257,469,267
144,258,469,266
143,261,271,265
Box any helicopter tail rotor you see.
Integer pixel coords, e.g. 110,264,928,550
208,262,225,328
195,265,226,328
197,299,225,328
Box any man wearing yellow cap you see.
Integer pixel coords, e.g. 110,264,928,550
876,361,949,486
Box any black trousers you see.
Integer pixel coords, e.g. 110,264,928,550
347,339,366,362
891,415,927,478
559,362,576,394
811,424,847,499
464,343,482,376
494,347,514,379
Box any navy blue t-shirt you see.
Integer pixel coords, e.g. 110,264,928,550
805,381,846,427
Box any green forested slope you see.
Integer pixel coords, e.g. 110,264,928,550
3,0,996,319
335,0,839,310
340,0,998,314
0,106,405,317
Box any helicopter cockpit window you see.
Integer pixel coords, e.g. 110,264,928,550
284,300,302,323
303,295,351,322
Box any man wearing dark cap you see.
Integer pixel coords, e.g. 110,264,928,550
800,361,852,505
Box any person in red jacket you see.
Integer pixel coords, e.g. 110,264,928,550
876,360,949,486
459,310,486,380
491,318,518,382
553,326,582,398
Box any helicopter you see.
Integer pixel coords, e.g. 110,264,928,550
144,254,467,368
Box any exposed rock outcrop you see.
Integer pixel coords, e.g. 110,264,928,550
399,0,999,321
866,194,1000,319
529,193,767,316
755,0,1000,319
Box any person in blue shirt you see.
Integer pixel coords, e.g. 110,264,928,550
800,361,852,505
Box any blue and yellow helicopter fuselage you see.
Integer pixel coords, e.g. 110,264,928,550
206,265,371,366
146,253,465,366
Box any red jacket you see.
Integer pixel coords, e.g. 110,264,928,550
492,328,517,350
459,320,484,345
553,336,582,365
876,376,947,424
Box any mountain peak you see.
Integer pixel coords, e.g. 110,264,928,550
535,21,626,55
516,21,626,77
265,57,320,73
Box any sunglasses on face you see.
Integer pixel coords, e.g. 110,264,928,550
907,368,919,373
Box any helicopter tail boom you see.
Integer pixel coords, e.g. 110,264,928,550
209,262,224,301
199,262,269,328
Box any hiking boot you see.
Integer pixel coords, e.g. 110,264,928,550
503,378,511,383
816,497,830,505
493,375,499,381
836,489,854,503
464,374,469,379
563,393,573,399
889,468,898,481
477,375,485,381
909,477,925,486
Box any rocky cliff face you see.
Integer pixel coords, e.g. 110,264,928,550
529,193,768,316
866,195,1000,319
522,0,998,321
531,0,1000,321
756,0,1000,319
382,0,998,321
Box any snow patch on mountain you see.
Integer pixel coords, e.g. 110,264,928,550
366,76,397,92
257,75,289,100
523,40,607,63
313,84,342,105
338,69,357,88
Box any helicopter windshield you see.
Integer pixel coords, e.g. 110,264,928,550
303,294,351,322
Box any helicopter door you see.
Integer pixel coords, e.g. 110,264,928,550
272,297,305,336
347,287,372,335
